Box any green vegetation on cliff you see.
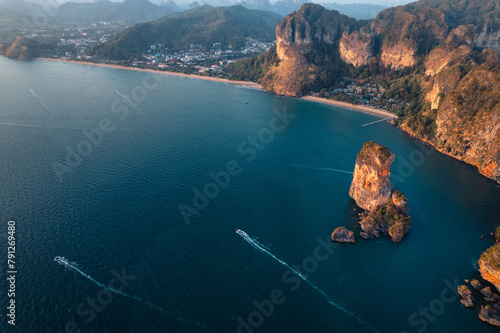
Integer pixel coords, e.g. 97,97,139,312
357,141,393,164
226,46,279,82
481,243,500,271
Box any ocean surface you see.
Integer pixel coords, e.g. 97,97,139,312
0,55,499,333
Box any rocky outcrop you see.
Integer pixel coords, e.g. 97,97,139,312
471,279,484,290
480,305,500,326
475,24,500,53
331,227,355,243
433,60,500,183
262,51,313,97
0,37,48,59
358,190,411,242
349,141,395,211
349,141,411,242
480,286,500,302
479,243,500,293
265,3,364,96
275,4,358,61
379,43,416,70
371,4,447,69
458,285,476,308
339,27,373,67
424,45,472,77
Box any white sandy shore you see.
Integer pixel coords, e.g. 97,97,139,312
301,96,397,119
40,58,262,90
40,58,397,119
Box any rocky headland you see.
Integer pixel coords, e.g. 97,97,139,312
348,141,411,242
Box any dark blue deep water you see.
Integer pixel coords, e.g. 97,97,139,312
0,55,499,333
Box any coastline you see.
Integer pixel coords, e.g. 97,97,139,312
301,96,397,119
39,58,262,90
40,58,395,119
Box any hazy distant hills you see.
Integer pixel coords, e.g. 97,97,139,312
91,5,282,60
53,0,176,24
321,2,387,20
190,0,387,20
0,0,49,28
0,0,180,27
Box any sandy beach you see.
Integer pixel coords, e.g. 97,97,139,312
41,58,396,119
301,96,396,119
40,58,262,90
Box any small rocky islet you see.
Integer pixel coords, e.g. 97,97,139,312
331,141,411,244
459,228,500,327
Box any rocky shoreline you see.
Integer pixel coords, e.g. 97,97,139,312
460,227,500,327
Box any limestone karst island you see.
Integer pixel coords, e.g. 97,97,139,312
331,141,410,243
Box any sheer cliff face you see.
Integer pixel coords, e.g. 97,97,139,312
275,4,357,61
339,28,373,68
269,4,360,96
273,0,500,76
479,243,500,293
416,44,500,183
349,142,411,242
371,4,448,69
434,62,500,182
349,141,395,212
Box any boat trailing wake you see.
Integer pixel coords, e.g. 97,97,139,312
29,88,51,111
284,163,353,174
54,256,208,329
54,256,165,313
236,230,379,333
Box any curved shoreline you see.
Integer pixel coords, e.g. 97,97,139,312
39,58,262,90
39,58,396,119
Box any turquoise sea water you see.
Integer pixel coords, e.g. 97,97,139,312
0,55,499,333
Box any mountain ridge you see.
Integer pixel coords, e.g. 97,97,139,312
91,5,282,60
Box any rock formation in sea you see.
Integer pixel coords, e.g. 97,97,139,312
480,305,500,326
458,285,476,308
474,227,500,326
331,226,355,243
349,141,411,242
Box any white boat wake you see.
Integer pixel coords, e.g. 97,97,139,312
284,162,353,174
54,257,211,328
29,88,51,111
54,256,165,313
236,230,379,333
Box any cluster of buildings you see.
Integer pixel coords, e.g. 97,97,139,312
140,38,274,73
314,80,410,112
